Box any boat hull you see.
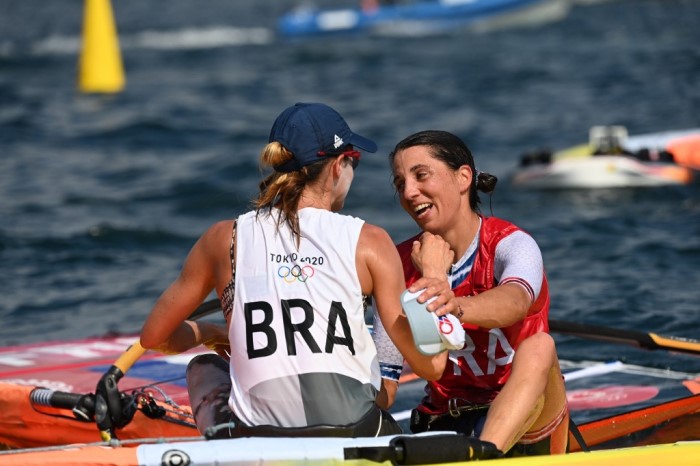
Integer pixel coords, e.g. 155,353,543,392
278,0,569,38
1,334,698,462
1,437,698,466
511,155,693,189
512,128,700,189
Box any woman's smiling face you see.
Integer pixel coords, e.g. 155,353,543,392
392,145,471,236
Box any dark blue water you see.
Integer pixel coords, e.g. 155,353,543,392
1,0,699,389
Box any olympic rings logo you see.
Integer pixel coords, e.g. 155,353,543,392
438,316,454,335
278,265,315,283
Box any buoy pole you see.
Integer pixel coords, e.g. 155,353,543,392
78,0,125,93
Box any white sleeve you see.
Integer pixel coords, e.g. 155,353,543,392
371,306,404,382
493,231,543,302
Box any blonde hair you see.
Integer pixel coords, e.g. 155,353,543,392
252,142,332,244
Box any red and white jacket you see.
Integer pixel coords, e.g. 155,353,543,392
397,216,550,412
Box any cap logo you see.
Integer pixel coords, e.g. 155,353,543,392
333,134,344,149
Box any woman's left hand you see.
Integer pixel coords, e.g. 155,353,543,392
199,322,231,361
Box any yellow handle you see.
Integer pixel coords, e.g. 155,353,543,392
112,341,147,374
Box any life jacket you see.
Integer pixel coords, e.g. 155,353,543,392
397,216,549,411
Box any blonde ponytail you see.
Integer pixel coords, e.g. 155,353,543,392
252,142,330,244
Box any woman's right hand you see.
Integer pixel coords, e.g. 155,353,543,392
408,232,455,313
410,232,453,279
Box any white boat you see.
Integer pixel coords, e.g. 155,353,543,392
2,433,699,466
511,126,700,189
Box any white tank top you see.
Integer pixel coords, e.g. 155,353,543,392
229,207,380,427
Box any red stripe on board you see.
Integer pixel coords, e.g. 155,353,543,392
567,385,660,411
0,352,179,379
572,393,700,451
683,378,700,395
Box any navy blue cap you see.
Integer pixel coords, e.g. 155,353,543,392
269,103,377,173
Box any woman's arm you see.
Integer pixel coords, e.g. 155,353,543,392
140,221,231,354
376,379,399,410
411,231,539,328
451,283,531,328
357,224,448,381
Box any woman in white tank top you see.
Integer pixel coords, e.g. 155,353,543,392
138,103,453,438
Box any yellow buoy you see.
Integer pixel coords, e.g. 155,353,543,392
78,0,125,93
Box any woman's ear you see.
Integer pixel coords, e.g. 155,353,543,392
457,165,473,194
332,156,348,179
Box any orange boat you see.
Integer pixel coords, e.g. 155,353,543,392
0,308,698,464
0,397,698,466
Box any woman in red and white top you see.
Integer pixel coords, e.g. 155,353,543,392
381,130,569,457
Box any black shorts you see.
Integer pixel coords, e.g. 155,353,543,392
410,403,569,457
186,353,402,439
